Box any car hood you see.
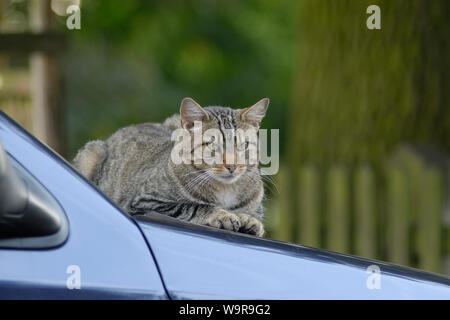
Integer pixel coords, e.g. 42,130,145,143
135,213,450,299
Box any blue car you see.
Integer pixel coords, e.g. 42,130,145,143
0,111,449,300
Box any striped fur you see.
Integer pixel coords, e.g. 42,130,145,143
73,98,268,236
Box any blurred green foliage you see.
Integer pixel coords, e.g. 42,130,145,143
65,0,449,163
64,0,297,157
290,0,450,165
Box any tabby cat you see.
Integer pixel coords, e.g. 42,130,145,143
73,97,269,236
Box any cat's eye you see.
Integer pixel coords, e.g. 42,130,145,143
237,141,249,151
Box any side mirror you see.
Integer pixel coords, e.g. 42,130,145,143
0,141,68,248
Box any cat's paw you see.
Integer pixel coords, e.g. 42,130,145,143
237,214,265,237
204,210,241,232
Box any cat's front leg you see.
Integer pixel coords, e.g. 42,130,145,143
130,196,241,232
236,213,265,237
196,208,241,232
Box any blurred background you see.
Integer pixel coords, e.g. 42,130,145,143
0,0,449,275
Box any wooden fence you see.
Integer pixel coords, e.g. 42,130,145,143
0,67,33,132
266,147,450,275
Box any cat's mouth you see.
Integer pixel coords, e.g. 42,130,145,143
211,171,242,184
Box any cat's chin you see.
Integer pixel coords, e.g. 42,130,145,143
212,174,241,185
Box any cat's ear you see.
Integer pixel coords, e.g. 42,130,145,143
240,98,269,127
180,97,210,129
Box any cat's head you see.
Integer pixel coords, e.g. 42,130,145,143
177,97,269,184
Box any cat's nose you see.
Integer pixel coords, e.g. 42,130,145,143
226,165,236,173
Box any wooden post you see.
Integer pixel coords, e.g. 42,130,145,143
297,165,320,247
29,0,64,154
273,169,293,242
386,166,409,266
417,167,442,273
354,165,376,259
326,165,350,253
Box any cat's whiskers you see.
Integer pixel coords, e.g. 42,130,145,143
185,172,207,191
192,172,211,194
184,175,201,192
248,166,279,194
182,169,206,177
185,171,211,194
261,175,279,194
